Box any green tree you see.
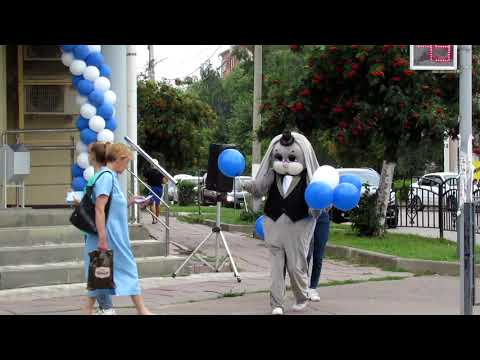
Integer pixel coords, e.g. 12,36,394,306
260,45,479,235
187,61,231,143
137,80,218,175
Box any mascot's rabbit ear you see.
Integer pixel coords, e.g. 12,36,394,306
280,130,295,147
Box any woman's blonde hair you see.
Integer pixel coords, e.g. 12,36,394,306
106,143,133,163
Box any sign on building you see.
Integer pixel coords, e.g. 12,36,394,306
410,45,457,71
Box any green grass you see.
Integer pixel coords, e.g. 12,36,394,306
221,290,246,298
173,205,253,225
329,228,480,263
319,276,406,287
175,205,478,264
171,205,218,214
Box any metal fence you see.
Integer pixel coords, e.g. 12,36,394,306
392,176,480,238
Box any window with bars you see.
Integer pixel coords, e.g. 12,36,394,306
25,85,64,113
24,45,62,60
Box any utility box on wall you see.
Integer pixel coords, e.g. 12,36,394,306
1,144,30,184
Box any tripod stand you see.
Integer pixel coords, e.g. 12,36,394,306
172,194,241,283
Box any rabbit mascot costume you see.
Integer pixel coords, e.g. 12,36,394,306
242,130,320,315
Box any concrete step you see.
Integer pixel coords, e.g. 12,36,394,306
0,225,151,247
0,256,189,290
0,240,166,266
0,209,72,228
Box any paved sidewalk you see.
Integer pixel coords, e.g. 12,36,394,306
1,214,476,315
0,274,473,315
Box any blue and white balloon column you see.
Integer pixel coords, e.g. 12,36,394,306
60,45,117,189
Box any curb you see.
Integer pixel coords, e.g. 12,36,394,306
178,214,474,276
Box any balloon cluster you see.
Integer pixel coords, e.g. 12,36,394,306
304,166,361,212
60,45,118,191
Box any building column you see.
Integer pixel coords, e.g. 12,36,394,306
0,45,7,138
127,45,138,222
103,45,128,195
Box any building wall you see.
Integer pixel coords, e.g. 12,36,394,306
3,45,79,207
0,45,130,208
220,48,242,78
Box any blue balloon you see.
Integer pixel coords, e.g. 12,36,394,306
72,176,87,191
71,164,84,178
62,45,75,52
75,116,89,130
97,102,114,119
80,128,98,145
105,117,117,131
73,45,90,60
86,52,104,68
333,183,361,211
255,215,265,240
72,75,84,89
99,63,111,78
77,79,94,96
218,149,245,177
88,90,105,107
305,181,334,209
340,174,362,191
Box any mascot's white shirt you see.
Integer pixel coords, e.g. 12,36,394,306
283,175,293,194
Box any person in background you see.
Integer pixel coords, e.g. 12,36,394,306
306,210,331,302
83,143,153,315
143,159,166,224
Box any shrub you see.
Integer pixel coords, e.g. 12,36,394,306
177,181,197,206
350,186,382,236
239,208,263,223
393,178,413,203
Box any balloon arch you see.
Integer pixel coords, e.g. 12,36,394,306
60,45,118,191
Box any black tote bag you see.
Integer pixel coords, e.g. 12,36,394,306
70,171,113,234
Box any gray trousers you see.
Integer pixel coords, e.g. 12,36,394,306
264,214,316,310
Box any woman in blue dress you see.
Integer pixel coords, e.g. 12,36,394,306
83,143,153,315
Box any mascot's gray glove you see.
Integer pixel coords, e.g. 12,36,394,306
241,168,275,197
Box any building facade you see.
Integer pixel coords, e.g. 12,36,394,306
0,45,133,208
219,46,252,79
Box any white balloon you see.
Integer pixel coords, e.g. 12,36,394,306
69,60,86,76
83,166,95,181
77,152,90,169
61,52,74,67
89,115,106,132
103,90,117,105
83,65,100,82
75,95,88,106
312,165,340,189
94,77,111,92
97,129,114,143
76,140,88,154
88,45,102,53
80,103,97,119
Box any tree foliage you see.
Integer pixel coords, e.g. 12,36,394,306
137,80,218,174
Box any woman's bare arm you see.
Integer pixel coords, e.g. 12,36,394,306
95,195,109,250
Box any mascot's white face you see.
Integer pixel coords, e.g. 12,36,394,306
272,140,305,176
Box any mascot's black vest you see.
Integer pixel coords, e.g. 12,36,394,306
264,170,309,223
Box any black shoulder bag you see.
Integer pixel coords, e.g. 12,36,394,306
70,171,114,234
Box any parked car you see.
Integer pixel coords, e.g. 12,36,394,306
331,168,398,227
408,172,458,211
199,175,253,208
168,174,203,204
